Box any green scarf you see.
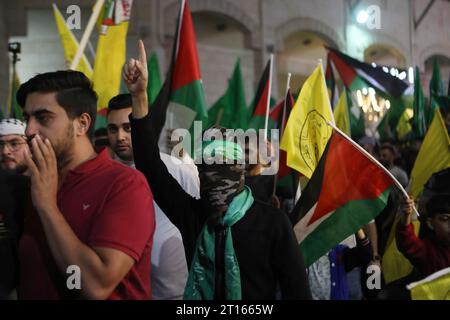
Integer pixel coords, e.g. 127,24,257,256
183,186,254,300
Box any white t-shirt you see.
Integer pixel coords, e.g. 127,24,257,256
120,153,199,299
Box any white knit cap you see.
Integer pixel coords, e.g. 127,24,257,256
0,118,26,137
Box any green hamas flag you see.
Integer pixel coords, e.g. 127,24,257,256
412,66,427,139
205,59,248,130
428,57,445,126
8,70,22,120
147,52,162,106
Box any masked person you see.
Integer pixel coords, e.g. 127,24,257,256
123,40,311,300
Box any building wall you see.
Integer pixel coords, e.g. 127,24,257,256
1,0,449,115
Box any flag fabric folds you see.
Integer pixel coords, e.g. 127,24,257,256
92,0,132,129
280,64,334,179
412,66,427,139
407,267,450,300
147,52,162,106
52,4,93,79
150,0,207,151
289,130,395,266
8,70,22,120
205,59,248,130
248,58,272,131
409,109,450,198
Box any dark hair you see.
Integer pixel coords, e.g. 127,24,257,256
426,194,450,217
94,127,108,138
107,94,132,115
379,143,396,155
16,70,97,138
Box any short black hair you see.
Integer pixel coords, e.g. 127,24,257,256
426,194,450,217
107,94,132,115
16,70,97,138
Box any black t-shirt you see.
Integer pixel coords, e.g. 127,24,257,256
0,170,29,298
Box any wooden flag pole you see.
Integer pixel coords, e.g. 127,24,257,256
263,54,274,141
272,72,292,197
70,0,105,70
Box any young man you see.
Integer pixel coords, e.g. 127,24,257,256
123,41,311,300
107,93,199,300
0,119,29,174
16,70,155,299
0,119,30,299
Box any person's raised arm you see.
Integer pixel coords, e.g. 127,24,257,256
122,40,198,227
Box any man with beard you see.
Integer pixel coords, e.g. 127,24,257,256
0,119,29,174
0,119,30,299
106,93,199,299
123,41,311,299
16,70,155,299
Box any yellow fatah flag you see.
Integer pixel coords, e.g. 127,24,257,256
52,4,93,79
333,89,351,136
280,64,335,178
382,216,420,284
92,1,130,111
410,109,450,198
407,267,450,300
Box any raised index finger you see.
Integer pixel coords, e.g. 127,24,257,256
138,39,147,66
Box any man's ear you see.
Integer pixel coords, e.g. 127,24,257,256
76,113,92,136
426,217,434,231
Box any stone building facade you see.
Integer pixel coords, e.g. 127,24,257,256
1,0,449,113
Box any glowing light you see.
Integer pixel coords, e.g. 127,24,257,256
357,10,369,24
385,100,391,109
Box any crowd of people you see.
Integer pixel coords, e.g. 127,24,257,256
0,41,448,300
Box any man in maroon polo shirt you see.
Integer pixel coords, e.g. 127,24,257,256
16,70,155,299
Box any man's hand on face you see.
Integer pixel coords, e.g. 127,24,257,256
23,134,59,215
122,40,148,97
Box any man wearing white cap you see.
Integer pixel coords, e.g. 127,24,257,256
0,118,29,173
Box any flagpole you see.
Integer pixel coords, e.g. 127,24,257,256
327,121,420,217
70,0,105,70
263,54,274,141
272,72,291,197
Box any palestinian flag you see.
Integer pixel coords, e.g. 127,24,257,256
327,47,409,138
151,0,207,151
248,58,273,131
273,90,295,179
327,47,408,97
290,130,395,266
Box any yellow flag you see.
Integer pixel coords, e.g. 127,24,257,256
410,109,450,198
396,108,412,140
52,4,93,79
382,216,420,284
280,64,335,178
334,89,350,136
407,267,450,300
92,3,129,111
